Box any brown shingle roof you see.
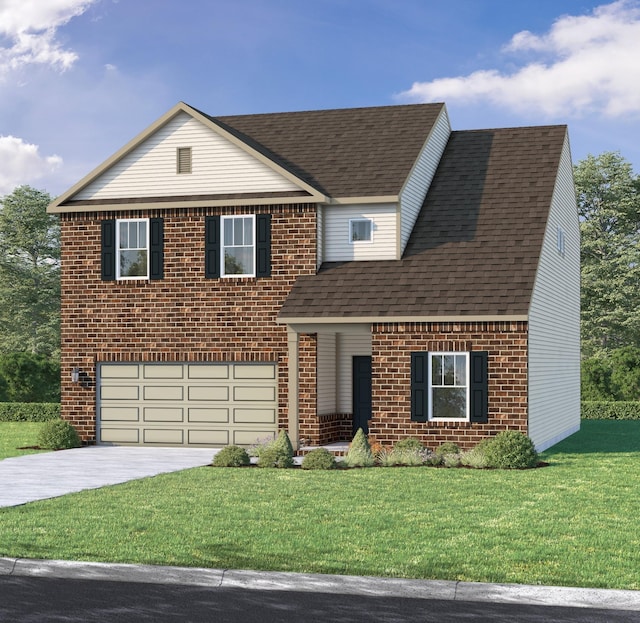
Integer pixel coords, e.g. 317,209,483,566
278,125,568,319
207,103,445,198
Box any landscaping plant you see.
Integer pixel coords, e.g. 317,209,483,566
343,428,375,467
37,419,81,450
212,445,250,467
483,430,538,469
301,448,336,470
257,430,294,468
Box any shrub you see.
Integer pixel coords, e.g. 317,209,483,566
435,442,460,458
37,419,81,450
393,437,424,452
301,448,336,470
0,352,60,402
343,428,375,467
258,430,294,468
442,452,462,468
247,435,277,458
0,403,60,422
581,401,640,420
483,431,538,469
460,440,492,469
212,445,250,467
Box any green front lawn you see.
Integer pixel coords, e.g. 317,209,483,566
0,422,47,459
0,420,639,590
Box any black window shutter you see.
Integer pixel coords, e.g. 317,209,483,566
149,218,164,280
410,352,429,422
205,216,220,278
470,351,489,423
101,219,116,281
256,214,271,278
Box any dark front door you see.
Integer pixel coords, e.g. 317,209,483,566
352,356,372,435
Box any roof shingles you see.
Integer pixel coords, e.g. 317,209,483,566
278,125,567,320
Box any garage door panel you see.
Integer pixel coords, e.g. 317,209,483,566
188,365,229,379
234,365,276,380
100,407,139,422
144,407,184,422
188,408,229,423
188,386,229,401
144,386,183,401
234,408,276,424
144,365,183,379
234,386,276,402
100,428,140,443
143,429,184,444
101,386,139,400
188,429,229,445
101,365,139,379
98,362,278,447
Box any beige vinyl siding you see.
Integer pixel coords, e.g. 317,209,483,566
528,133,581,451
399,107,451,254
337,333,372,413
317,333,337,415
323,204,397,262
75,111,301,200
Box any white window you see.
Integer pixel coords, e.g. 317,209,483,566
222,215,255,277
429,353,469,420
557,226,566,257
349,218,373,243
117,219,149,279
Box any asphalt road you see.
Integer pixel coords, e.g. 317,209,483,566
1,576,638,623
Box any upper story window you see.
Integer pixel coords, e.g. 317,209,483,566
117,219,148,279
222,215,255,277
350,218,373,243
176,147,192,174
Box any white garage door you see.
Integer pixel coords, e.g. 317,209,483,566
97,362,278,446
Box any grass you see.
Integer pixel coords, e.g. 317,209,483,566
0,420,639,590
0,422,48,459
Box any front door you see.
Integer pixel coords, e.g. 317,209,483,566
352,356,372,435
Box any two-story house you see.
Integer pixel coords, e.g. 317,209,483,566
48,101,580,452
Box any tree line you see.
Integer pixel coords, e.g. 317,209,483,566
2,152,640,402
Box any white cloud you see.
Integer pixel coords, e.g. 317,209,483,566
0,0,97,74
0,136,62,195
398,0,640,118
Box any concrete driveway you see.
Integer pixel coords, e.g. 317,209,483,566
0,446,215,507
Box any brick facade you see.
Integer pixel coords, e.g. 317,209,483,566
370,321,528,450
60,203,317,442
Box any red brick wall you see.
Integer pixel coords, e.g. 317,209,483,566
60,204,317,442
370,321,529,450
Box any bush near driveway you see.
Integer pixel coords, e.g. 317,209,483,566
0,403,60,422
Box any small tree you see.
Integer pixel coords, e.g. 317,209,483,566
343,428,375,467
258,430,294,468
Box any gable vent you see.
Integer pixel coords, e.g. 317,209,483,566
176,147,192,174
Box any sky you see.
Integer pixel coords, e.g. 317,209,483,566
2,0,640,196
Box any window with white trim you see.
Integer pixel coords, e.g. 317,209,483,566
222,215,255,276
349,218,373,243
429,353,469,420
117,219,149,279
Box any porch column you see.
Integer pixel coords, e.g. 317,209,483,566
287,326,300,449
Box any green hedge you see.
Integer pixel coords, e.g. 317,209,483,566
0,403,60,422
582,401,640,420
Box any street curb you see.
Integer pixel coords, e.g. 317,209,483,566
1,558,639,611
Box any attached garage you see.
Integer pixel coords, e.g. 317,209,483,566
97,362,278,447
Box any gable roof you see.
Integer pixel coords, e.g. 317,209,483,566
48,102,446,213
278,125,568,321
208,103,446,200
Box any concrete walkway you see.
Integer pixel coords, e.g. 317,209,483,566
0,446,214,507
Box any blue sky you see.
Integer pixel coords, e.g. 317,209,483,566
2,0,640,196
